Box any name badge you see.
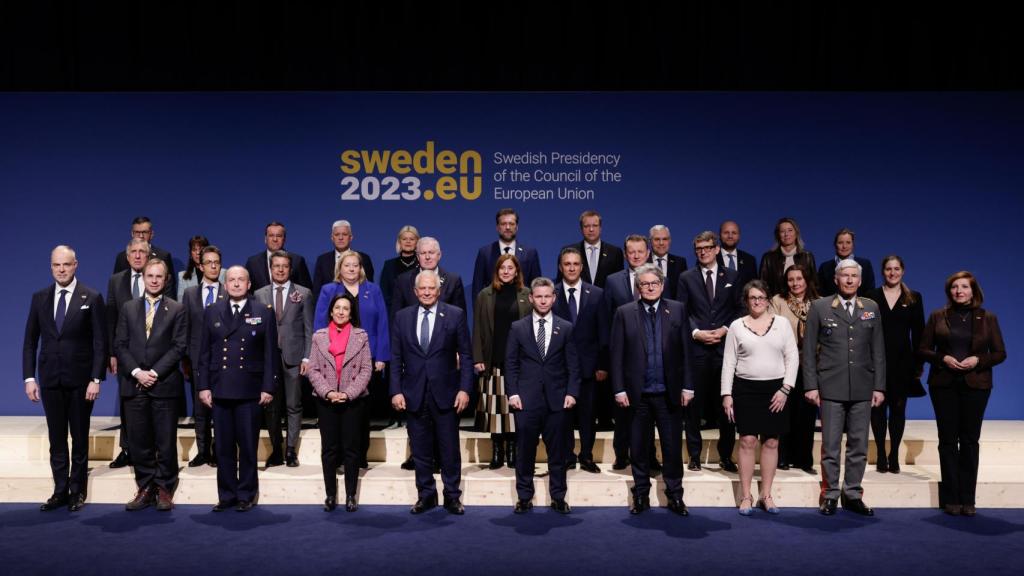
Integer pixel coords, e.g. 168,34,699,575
246,317,262,325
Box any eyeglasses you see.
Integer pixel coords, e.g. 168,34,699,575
748,296,769,302
694,245,716,253
638,281,662,289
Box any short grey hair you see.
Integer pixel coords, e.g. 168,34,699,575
417,236,441,252
530,276,555,293
834,258,863,278
332,220,352,233
52,245,77,261
415,269,440,288
633,263,664,291
126,237,151,254
649,224,670,237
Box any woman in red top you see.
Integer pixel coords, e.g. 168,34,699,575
307,292,372,512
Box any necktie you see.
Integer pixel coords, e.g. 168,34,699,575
145,296,159,338
536,318,547,358
657,257,665,275
846,301,853,318
567,287,578,325
233,303,240,317
705,270,715,302
275,286,285,322
727,253,736,271
55,289,68,333
503,246,511,254
647,304,657,331
419,309,431,351
132,273,141,298
587,246,598,282
204,285,214,308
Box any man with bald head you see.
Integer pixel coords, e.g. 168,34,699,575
197,265,279,512
716,220,758,292
24,246,107,511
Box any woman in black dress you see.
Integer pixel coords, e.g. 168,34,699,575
865,255,925,473
379,225,420,318
759,217,817,298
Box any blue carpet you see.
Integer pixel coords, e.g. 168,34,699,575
2,504,1022,576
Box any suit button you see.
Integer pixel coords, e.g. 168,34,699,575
239,366,243,369
222,365,227,369
223,347,228,352
241,338,246,342
240,356,244,360
223,356,227,360
240,347,245,351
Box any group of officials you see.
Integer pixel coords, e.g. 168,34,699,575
23,210,1005,518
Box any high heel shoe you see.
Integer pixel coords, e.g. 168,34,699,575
324,496,337,512
345,496,358,512
738,495,754,516
888,453,901,474
757,495,780,514
488,434,505,470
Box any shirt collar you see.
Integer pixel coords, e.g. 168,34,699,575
421,302,438,315
701,263,719,276
499,240,516,253
533,311,553,323
273,280,291,292
563,280,582,292
230,298,247,309
642,298,661,313
54,277,78,296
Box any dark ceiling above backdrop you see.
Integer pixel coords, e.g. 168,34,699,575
0,1,1020,91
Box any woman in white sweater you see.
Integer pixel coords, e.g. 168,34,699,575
721,279,799,516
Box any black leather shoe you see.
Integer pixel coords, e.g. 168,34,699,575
876,457,889,473
667,498,689,516
612,458,630,471
401,457,416,470
801,465,818,475
285,448,299,468
488,438,505,470
126,486,156,511
688,460,702,472
324,496,337,511
359,459,369,470
566,460,577,470
506,442,517,468
961,505,977,517
579,460,601,474
443,497,465,515
777,460,791,471
110,449,132,469
513,499,533,514
943,504,962,516
630,495,651,515
551,499,571,514
345,496,358,512
410,495,438,514
212,500,237,512
40,493,68,512
236,500,256,512
719,459,738,473
819,498,838,516
888,455,901,474
265,452,284,469
840,496,873,516
650,459,663,473
188,453,210,468
68,492,86,512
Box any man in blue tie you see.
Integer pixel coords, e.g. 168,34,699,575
390,270,474,515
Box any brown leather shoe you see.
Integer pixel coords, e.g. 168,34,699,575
125,486,155,511
156,487,174,511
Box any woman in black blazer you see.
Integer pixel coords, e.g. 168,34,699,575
865,255,925,474
758,217,817,298
919,271,1006,516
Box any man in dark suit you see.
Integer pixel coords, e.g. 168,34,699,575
312,219,375,299
648,224,687,299
254,251,314,467
557,210,624,288
471,208,543,301
804,259,886,516
505,277,580,514
197,265,278,512
717,220,758,292
112,216,176,299
611,264,693,516
676,231,741,473
107,237,170,468
244,221,313,293
390,270,474,515
818,228,875,297
553,247,609,473
23,245,106,512
391,237,467,317
181,245,225,467
114,258,187,511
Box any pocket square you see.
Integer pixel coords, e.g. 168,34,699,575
80,305,90,309
725,283,733,288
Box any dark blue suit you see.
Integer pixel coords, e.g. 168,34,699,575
717,249,758,294
471,241,542,303
22,282,107,497
197,299,279,504
676,266,741,463
389,301,473,500
504,315,580,501
603,269,637,312
391,267,467,322
648,253,688,299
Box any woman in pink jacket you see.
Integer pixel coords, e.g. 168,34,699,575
307,292,372,512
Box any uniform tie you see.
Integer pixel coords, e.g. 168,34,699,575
846,301,853,318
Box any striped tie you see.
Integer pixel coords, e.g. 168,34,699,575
145,296,159,338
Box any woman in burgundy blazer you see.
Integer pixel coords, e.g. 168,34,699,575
919,271,1006,517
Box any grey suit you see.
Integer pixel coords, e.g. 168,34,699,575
803,295,886,500
253,282,314,449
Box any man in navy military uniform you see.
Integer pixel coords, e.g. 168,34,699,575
197,265,278,512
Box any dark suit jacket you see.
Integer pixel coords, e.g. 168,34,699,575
196,300,279,399
603,269,637,312
471,242,542,302
312,249,375,298
389,301,473,413
114,297,187,398
610,299,694,406
391,267,467,321
182,282,226,362
472,285,532,369
759,249,817,298
244,251,313,293
716,249,757,293
649,253,687,299
556,241,624,288
504,316,581,412
553,282,609,378
676,266,742,357
818,256,875,297
23,282,107,388
106,269,173,356
113,245,176,299
919,307,1006,390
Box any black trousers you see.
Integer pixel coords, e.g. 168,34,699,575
515,406,570,501
631,393,683,499
779,373,817,468
263,381,285,455
407,395,462,501
317,396,365,498
124,391,180,491
930,382,990,506
571,377,597,462
189,379,213,455
686,353,736,462
213,398,262,503
40,385,93,496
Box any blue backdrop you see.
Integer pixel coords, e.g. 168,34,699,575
2,92,1020,418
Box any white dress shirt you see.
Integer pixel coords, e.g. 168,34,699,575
562,280,582,316
52,277,77,317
